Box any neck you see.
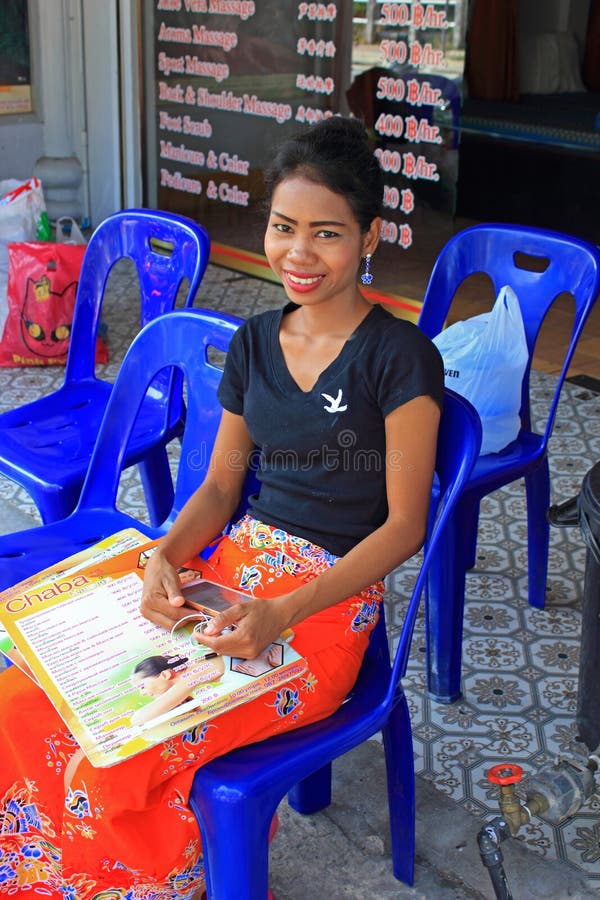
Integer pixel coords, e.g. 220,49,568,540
292,291,371,338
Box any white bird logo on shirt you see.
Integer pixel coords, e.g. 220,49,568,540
321,389,347,413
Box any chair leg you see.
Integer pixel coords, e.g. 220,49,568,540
525,458,550,610
462,500,480,570
189,775,275,900
138,446,175,527
425,496,474,703
382,697,415,886
288,762,332,814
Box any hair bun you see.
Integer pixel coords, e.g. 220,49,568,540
265,115,384,230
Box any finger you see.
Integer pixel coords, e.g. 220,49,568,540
203,604,244,636
140,586,191,624
141,606,188,631
201,628,270,661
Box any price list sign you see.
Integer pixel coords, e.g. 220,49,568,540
347,1,464,311
143,1,465,313
144,0,346,280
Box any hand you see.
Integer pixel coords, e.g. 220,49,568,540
200,594,292,660
140,548,189,630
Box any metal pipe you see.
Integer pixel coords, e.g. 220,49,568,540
480,754,600,896
476,817,513,900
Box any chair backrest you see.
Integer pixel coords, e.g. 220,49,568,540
75,308,243,527
65,208,211,385
386,389,482,692
418,224,600,441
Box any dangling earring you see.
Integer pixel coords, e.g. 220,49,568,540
360,254,373,286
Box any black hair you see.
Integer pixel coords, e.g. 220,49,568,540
264,116,384,233
133,655,188,678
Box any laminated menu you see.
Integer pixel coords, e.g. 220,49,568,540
0,531,306,767
0,527,150,680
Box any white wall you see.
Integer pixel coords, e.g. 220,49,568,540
0,122,44,182
82,0,122,226
0,1,43,183
0,0,142,227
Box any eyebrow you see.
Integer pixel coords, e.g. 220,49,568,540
271,210,347,228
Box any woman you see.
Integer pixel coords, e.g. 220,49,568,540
0,116,443,898
130,654,225,727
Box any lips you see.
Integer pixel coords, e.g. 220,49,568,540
283,270,325,293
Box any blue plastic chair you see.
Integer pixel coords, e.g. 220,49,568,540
187,390,482,898
0,308,243,593
418,223,600,702
0,209,210,528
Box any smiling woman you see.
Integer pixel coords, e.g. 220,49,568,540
265,179,375,301
0,116,444,898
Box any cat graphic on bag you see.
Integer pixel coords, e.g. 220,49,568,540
20,274,76,360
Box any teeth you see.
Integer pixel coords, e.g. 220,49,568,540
287,273,321,285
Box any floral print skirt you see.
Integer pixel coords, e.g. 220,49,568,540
0,517,382,898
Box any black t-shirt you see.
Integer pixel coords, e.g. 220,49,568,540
217,302,444,556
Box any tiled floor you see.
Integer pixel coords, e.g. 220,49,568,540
0,257,599,890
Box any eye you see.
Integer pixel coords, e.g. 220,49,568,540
316,229,340,239
273,223,292,233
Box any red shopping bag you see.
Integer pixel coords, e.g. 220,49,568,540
0,241,108,367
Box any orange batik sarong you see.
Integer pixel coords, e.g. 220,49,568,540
0,517,382,899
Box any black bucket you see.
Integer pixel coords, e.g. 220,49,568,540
549,462,600,751
576,463,600,751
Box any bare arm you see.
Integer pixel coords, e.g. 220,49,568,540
201,394,441,658
140,409,255,630
130,656,225,726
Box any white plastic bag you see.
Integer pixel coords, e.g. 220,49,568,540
0,178,51,337
433,285,529,454
55,216,87,245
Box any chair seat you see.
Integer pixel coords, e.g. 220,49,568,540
0,309,242,594
0,210,210,526
0,382,180,488
195,645,391,792
430,430,545,507
464,430,545,494
0,507,159,592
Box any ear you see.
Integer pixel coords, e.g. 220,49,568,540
362,217,382,257
160,669,174,682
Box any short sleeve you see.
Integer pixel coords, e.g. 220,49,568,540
375,319,444,417
217,322,246,415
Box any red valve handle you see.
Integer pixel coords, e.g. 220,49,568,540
487,763,523,785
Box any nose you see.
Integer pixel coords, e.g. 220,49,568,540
287,231,315,264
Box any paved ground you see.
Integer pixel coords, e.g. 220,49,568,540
270,741,597,899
